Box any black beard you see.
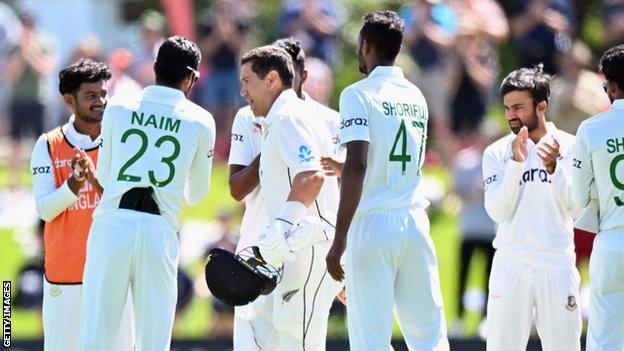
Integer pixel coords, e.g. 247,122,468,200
509,109,539,134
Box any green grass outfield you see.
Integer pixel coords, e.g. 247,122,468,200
0,162,490,339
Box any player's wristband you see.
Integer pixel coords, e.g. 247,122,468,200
275,201,308,227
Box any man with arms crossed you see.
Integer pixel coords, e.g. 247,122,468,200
571,44,624,351
78,36,216,350
325,11,449,351
229,38,342,350
482,65,581,351
31,59,133,351
239,45,341,350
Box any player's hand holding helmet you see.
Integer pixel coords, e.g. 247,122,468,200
258,220,296,266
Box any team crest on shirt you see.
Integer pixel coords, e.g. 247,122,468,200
565,295,577,311
49,285,62,297
298,145,314,163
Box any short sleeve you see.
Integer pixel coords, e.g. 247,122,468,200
228,109,256,166
273,116,322,176
339,87,370,144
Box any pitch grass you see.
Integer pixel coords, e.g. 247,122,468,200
0,163,490,339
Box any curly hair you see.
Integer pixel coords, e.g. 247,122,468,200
360,10,405,62
500,64,551,105
58,59,111,95
600,44,624,90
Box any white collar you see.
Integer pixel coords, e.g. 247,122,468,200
62,115,102,149
264,89,298,127
611,99,624,110
368,66,404,79
142,85,185,103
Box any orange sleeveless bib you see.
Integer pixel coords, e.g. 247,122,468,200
43,127,101,283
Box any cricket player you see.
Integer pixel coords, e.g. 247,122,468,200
325,11,449,351
229,38,343,350
238,44,341,350
482,65,582,351
78,36,216,351
30,59,134,351
570,44,624,351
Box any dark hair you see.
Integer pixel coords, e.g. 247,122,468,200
600,44,624,90
58,59,111,95
274,37,305,74
240,46,294,87
360,10,405,62
500,64,551,104
154,36,201,86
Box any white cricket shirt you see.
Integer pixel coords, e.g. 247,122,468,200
228,105,267,249
259,89,339,226
94,85,216,229
482,123,578,267
339,66,429,213
571,99,624,232
303,91,344,160
31,116,102,221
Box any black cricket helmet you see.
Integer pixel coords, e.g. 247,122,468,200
205,246,282,306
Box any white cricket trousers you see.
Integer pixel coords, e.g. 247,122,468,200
42,279,134,351
586,229,624,351
344,207,448,351
78,210,179,351
486,252,581,351
237,240,343,351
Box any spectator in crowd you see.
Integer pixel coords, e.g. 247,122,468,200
0,2,22,134
197,0,250,160
510,0,576,74
549,40,611,134
400,0,457,126
278,0,341,65
447,17,501,135
303,57,333,107
602,0,624,47
107,48,142,99
5,9,56,187
67,34,103,64
129,9,166,87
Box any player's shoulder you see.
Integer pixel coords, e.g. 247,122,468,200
107,90,142,110
232,105,260,134
484,134,514,158
576,109,613,136
177,98,215,130
306,96,339,121
552,126,576,145
32,133,50,151
341,80,370,97
233,105,254,122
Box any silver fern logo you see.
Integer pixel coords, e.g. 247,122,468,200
282,289,299,304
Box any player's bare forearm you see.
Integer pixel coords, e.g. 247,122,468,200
327,141,368,281
335,154,366,243
67,175,86,196
287,170,324,207
229,155,260,201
